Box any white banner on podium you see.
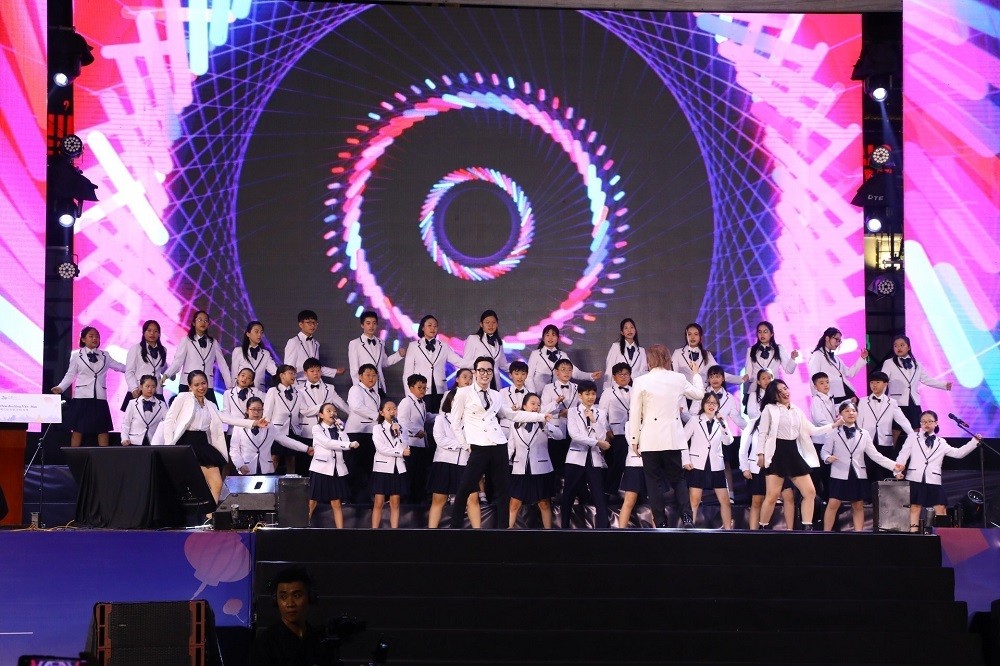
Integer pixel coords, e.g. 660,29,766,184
0,393,63,424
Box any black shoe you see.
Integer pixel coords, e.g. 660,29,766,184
802,523,814,531
656,521,669,529
758,523,771,531
682,513,694,528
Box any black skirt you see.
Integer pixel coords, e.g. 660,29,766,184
746,471,766,496
687,464,727,490
427,461,464,495
310,472,350,502
509,471,555,504
910,480,946,507
765,438,811,478
371,470,409,497
178,430,227,469
619,467,647,495
64,398,113,435
828,467,871,502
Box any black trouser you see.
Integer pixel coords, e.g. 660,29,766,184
641,450,690,526
562,456,609,528
452,445,509,528
346,433,374,502
867,443,898,483
407,445,431,503
605,434,628,497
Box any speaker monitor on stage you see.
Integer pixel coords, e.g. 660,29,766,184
212,475,309,529
873,479,910,532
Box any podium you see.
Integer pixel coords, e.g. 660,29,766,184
63,446,215,529
0,429,26,525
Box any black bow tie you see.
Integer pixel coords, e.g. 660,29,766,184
425,339,437,352
620,386,629,392
688,350,700,362
712,391,723,400
760,346,771,359
147,345,160,359
514,388,524,393
369,388,377,395
525,422,535,432
305,336,313,342
284,387,294,400
826,349,836,363
367,337,377,346
310,383,320,390
901,357,913,369
560,384,570,390
627,346,636,360
251,425,259,435
843,426,856,439
486,333,498,346
249,346,260,359
417,398,424,404
872,396,881,403
86,351,98,363
925,434,936,446
546,349,559,363
142,400,154,412
198,337,208,348
237,387,250,401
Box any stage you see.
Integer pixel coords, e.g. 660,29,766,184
1,526,998,665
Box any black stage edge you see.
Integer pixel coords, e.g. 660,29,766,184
253,529,984,665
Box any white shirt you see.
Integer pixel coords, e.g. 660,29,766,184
348,335,403,393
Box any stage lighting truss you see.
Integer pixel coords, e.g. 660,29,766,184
49,26,95,87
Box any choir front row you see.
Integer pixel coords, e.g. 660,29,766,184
53,350,983,532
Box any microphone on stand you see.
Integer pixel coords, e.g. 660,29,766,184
948,413,971,430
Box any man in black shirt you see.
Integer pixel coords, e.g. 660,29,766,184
249,567,325,666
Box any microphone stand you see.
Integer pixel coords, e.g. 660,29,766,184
949,419,999,528
23,421,56,528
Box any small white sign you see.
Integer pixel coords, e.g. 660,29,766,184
0,393,63,424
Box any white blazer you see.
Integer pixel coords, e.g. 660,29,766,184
345,384,380,433
347,336,403,393
895,433,979,486
125,343,166,392
881,357,949,408
264,385,305,436
807,349,865,400
309,422,352,477
222,386,261,426
461,334,509,378
739,423,762,474
432,413,470,466
451,384,546,448
821,427,896,480
599,384,632,436
402,337,464,395
230,346,278,391
744,344,797,380
681,414,733,471
526,347,592,393
56,349,126,400
566,404,610,468
508,421,559,475
604,343,648,387
120,396,165,445
627,368,704,453
857,393,914,447
692,389,747,431
397,394,430,449
757,403,837,469
372,421,407,473
230,424,305,475
162,392,254,460
497,386,531,438
162,336,231,389
539,380,579,439
809,392,839,446
297,381,350,436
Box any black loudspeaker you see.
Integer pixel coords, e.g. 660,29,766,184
873,480,911,532
278,476,309,527
91,600,221,665
214,475,277,529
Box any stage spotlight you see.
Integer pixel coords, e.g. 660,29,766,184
870,84,888,102
865,215,883,233
49,27,95,87
56,260,80,280
960,490,985,526
61,134,84,159
867,273,897,297
871,144,892,168
56,200,80,228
